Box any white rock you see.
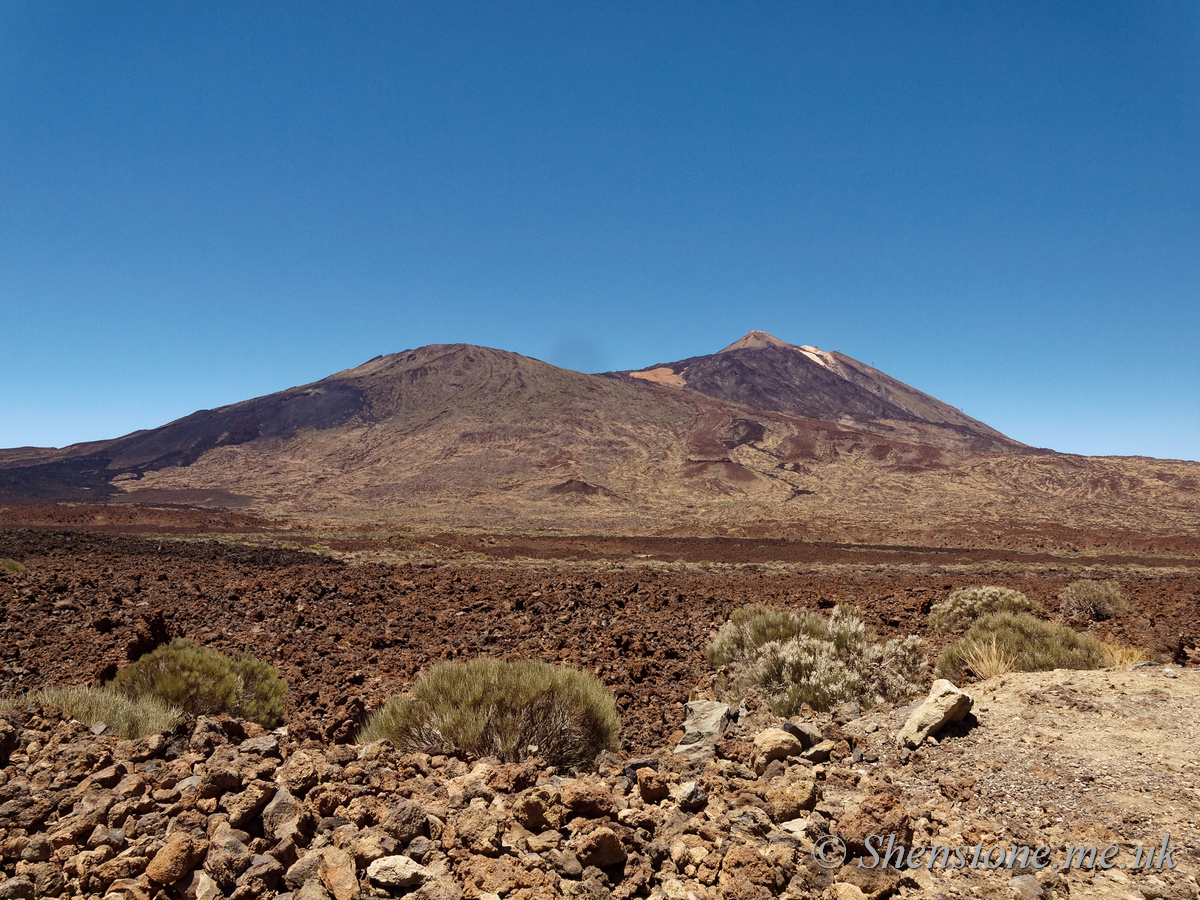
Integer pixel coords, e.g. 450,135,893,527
367,855,429,888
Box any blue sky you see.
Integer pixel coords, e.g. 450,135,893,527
2,2,1197,460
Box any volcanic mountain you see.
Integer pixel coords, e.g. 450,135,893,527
609,330,1017,451
2,333,1197,547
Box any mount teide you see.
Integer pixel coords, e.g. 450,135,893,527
2,333,1196,549
609,330,1017,451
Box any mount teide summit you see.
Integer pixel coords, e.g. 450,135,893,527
610,330,1017,451
2,334,1196,547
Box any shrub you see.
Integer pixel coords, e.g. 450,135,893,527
0,559,27,574
228,653,288,727
928,586,1043,631
109,639,286,727
709,605,926,715
0,685,181,739
1058,580,1129,621
357,658,619,769
707,604,823,667
935,613,1107,682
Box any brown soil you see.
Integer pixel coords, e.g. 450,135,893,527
3,508,1198,756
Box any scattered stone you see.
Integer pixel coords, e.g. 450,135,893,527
676,780,708,812
575,827,626,868
838,791,914,859
801,739,836,764
752,726,804,773
1009,873,1044,899
454,805,502,855
636,767,670,803
317,847,360,900
765,765,819,822
145,832,208,885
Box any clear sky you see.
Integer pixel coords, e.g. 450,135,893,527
2,2,1197,461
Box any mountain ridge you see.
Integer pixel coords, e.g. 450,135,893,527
1,334,1196,550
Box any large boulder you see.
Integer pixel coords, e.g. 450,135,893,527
896,680,973,749
672,701,732,761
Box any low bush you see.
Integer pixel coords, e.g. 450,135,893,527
109,639,286,727
0,559,27,574
1058,580,1129,621
357,658,619,769
0,685,181,739
708,604,823,667
935,613,1107,682
709,604,926,715
928,586,1043,631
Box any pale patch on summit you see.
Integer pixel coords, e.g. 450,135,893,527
795,345,836,372
629,367,687,387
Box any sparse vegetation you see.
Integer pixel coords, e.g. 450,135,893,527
0,558,27,574
708,604,926,715
0,685,181,739
1059,580,1129,621
358,658,619,768
935,613,1107,682
928,586,1043,631
1101,640,1148,668
109,638,286,727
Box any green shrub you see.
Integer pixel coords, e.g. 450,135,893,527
1058,580,1129,621
928,586,1043,631
709,605,926,715
109,639,286,727
934,612,1107,682
0,559,27,574
228,653,288,727
708,604,821,667
358,658,619,769
0,685,181,739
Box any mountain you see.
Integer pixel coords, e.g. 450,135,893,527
2,335,1197,549
609,331,1018,451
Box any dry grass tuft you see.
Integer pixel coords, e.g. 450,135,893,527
708,604,926,715
0,685,182,739
957,636,1016,680
1102,640,1148,668
110,638,286,727
928,586,1043,631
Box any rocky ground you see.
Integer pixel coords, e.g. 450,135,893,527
1,668,1198,900
2,506,1199,898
